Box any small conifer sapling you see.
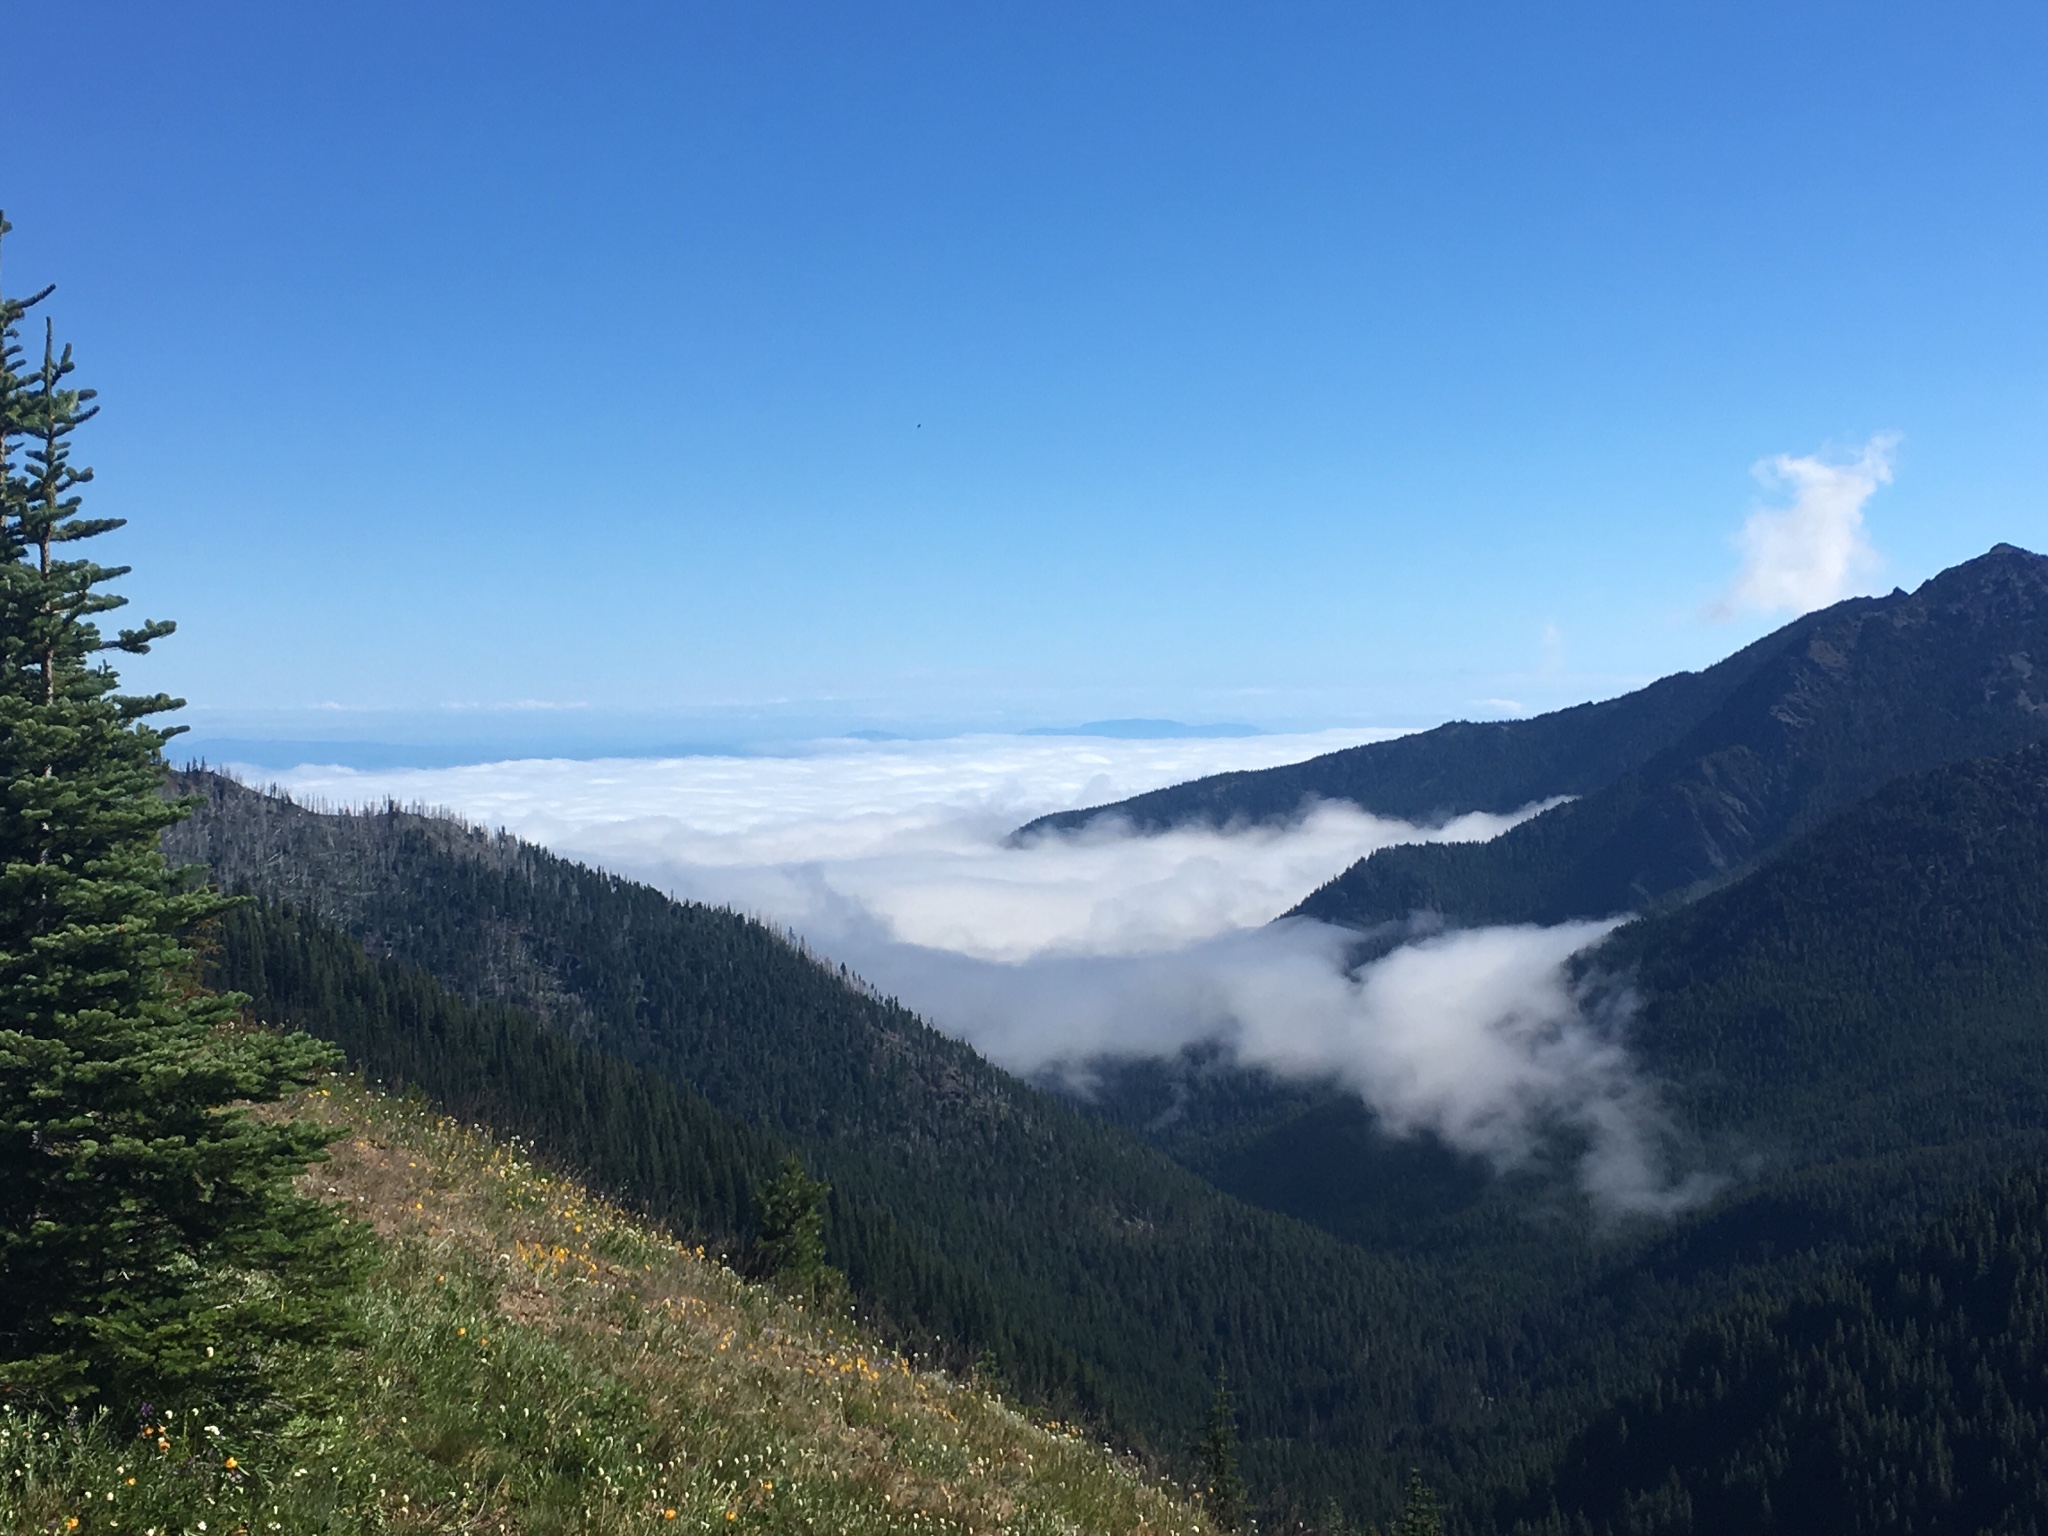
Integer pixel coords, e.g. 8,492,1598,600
1200,1368,1249,1532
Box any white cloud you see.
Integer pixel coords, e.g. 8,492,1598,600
256,729,1702,1211
811,918,1703,1215
1714,434,1896,618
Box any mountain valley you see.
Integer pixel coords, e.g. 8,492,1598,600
152,563,2048,1529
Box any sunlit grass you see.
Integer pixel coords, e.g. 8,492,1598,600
1,1077,1216,1535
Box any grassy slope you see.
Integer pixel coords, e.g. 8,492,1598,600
0,1079,1217,1536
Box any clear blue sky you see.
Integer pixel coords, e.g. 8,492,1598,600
8,2,2047,757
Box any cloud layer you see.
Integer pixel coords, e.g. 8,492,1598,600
1716,434,1896,618
259,730,1698,1211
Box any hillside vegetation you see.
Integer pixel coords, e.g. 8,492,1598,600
1,1078,1220,1536
1171,740,2048,1270
1508,1167,2048,1535
1609,739,2048,1163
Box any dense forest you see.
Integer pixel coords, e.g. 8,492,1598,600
207,897,1123,1419
1123,741,2048,1276
1506,1167,2048,1534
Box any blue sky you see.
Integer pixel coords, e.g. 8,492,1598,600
8,1,2048,758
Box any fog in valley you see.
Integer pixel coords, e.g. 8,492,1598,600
262,731,1699,1210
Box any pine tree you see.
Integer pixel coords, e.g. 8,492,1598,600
1377,1471,1442,1536
756,1151,836,1305
0,212,361,1415
1200,1369,1249,1532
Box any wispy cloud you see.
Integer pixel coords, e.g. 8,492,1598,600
828,916,1705,1214
261,731,1703,1212
1713,434,1896,619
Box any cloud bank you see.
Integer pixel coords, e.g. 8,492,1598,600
1715,434,1895,618
260,730,1700,1211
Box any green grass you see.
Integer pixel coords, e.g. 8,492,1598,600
1,1079,1218,1536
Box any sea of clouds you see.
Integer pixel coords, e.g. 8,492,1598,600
258,728,1698,1212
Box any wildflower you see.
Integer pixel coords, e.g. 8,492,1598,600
225,1456,238,1469
664,1511,677,1521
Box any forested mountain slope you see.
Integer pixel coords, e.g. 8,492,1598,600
1117,742,2048,1274
164,773,1489,1520
1014,620,1799,839
1599,738,2048,1166
1295,543,2048,929
1052,742,2048,1531
1506,1167,2048,1536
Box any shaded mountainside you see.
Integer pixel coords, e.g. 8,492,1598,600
203,899,1047,1384
1014,622,1801,839
1296,543,2048,929
1068,743,2048,1531
1507,1167,2048,1536
1104,742,2048,1277
1600,739,2048,1166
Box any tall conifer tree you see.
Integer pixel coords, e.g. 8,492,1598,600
0,213,359,1414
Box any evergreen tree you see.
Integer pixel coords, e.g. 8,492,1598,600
1200,1369,1249,1532
0,213,360,1415
757,1152,834,1304
1388,1471,1442,1536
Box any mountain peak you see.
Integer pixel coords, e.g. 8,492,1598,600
1912,541,2048,598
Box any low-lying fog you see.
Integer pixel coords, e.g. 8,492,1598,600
257,729,1699,1212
